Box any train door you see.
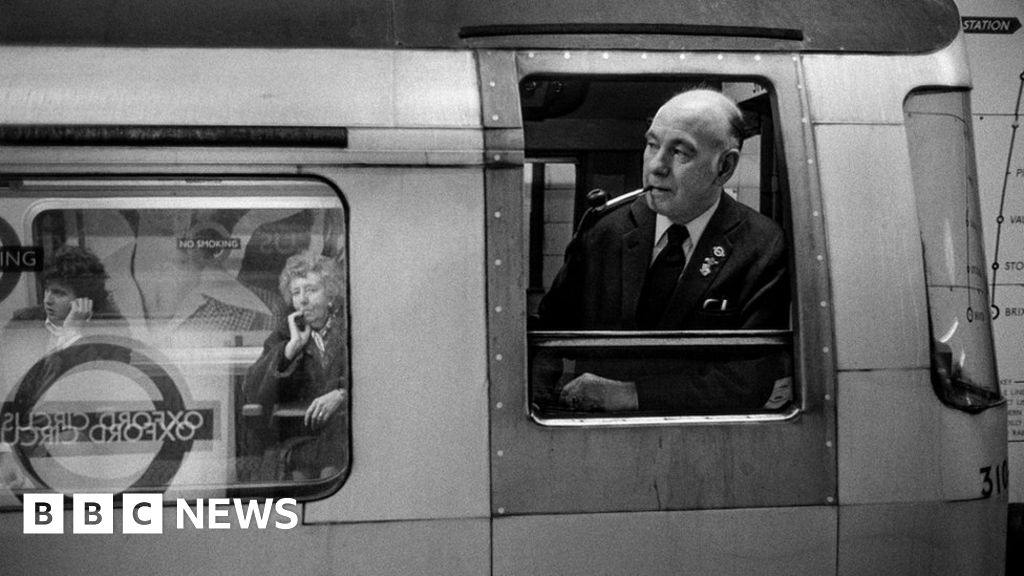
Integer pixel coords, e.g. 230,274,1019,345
479,48,837,575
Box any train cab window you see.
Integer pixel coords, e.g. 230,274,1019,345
0,178,349,505
904,90,1002,411
524,76,795,420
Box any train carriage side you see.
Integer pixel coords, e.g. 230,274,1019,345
0,1,1010,574
480,34,1006,576
0,47,494,574
801,44,1008,574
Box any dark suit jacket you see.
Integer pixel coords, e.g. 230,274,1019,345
537,192,789,331
534,192,791,411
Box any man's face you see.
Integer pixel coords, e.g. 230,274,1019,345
642,97,734,223
43,281,77,325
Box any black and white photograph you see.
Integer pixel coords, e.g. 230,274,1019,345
0,0,1021,574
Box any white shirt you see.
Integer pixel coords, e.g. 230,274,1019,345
44,318,83,351
651,195,721,269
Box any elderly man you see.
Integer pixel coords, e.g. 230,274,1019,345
535,88,790,412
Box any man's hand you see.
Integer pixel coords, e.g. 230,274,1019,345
559,373,639,412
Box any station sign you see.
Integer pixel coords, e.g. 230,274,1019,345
961,17,1021,34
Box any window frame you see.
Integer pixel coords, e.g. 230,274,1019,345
519,73,795,424
528,329,798,426
904,89,1003,412
0,175,352,506
483,49,838,515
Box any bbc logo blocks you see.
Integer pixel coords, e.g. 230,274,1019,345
24,493,163,534
22,494,297,533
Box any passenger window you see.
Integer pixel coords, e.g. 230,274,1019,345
524,77,794,420
0,178,349,505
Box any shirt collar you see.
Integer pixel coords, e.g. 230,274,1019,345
44,317,63,336
654,194,721,248
44,317,83,351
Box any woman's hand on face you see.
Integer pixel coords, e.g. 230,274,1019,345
284,310,312,360
304,388,346,430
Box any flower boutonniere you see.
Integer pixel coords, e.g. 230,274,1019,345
699,245,728,276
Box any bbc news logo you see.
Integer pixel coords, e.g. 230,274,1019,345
23,494,298,534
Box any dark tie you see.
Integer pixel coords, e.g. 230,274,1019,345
636,224,688,329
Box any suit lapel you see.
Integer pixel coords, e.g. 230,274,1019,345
621,199,656,329
660,194,742,327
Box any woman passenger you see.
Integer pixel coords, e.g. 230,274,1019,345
244,250,348,480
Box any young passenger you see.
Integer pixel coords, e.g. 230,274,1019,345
1,245,122,491
10,245,119,351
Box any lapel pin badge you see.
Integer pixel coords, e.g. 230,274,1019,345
699,246,727,276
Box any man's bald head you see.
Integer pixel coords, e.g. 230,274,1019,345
642,89,744,223
656,89,744,153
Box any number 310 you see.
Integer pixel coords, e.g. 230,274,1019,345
979,459,1009,498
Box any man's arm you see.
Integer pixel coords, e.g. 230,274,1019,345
737,229,790,330
534,235,585,330
556,213,791,413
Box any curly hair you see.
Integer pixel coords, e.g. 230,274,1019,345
41,245,111,311
277,250,346,304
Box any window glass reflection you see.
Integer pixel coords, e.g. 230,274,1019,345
0,182,349,504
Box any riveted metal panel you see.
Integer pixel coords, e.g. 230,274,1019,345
836,365,1005,507
0,166,493,525
836,370,945,504
814,124,930,371
304,166,490,523
1,513,491,576
802,38,973,125
484,49,837,516
838,499,1006,576
0,48,480,130
394,51,481,128
494,507,836,576
0,0,962,54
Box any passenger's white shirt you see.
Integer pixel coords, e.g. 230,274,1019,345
44,318,83,351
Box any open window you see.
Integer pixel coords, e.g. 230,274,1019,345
523,76,794,422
